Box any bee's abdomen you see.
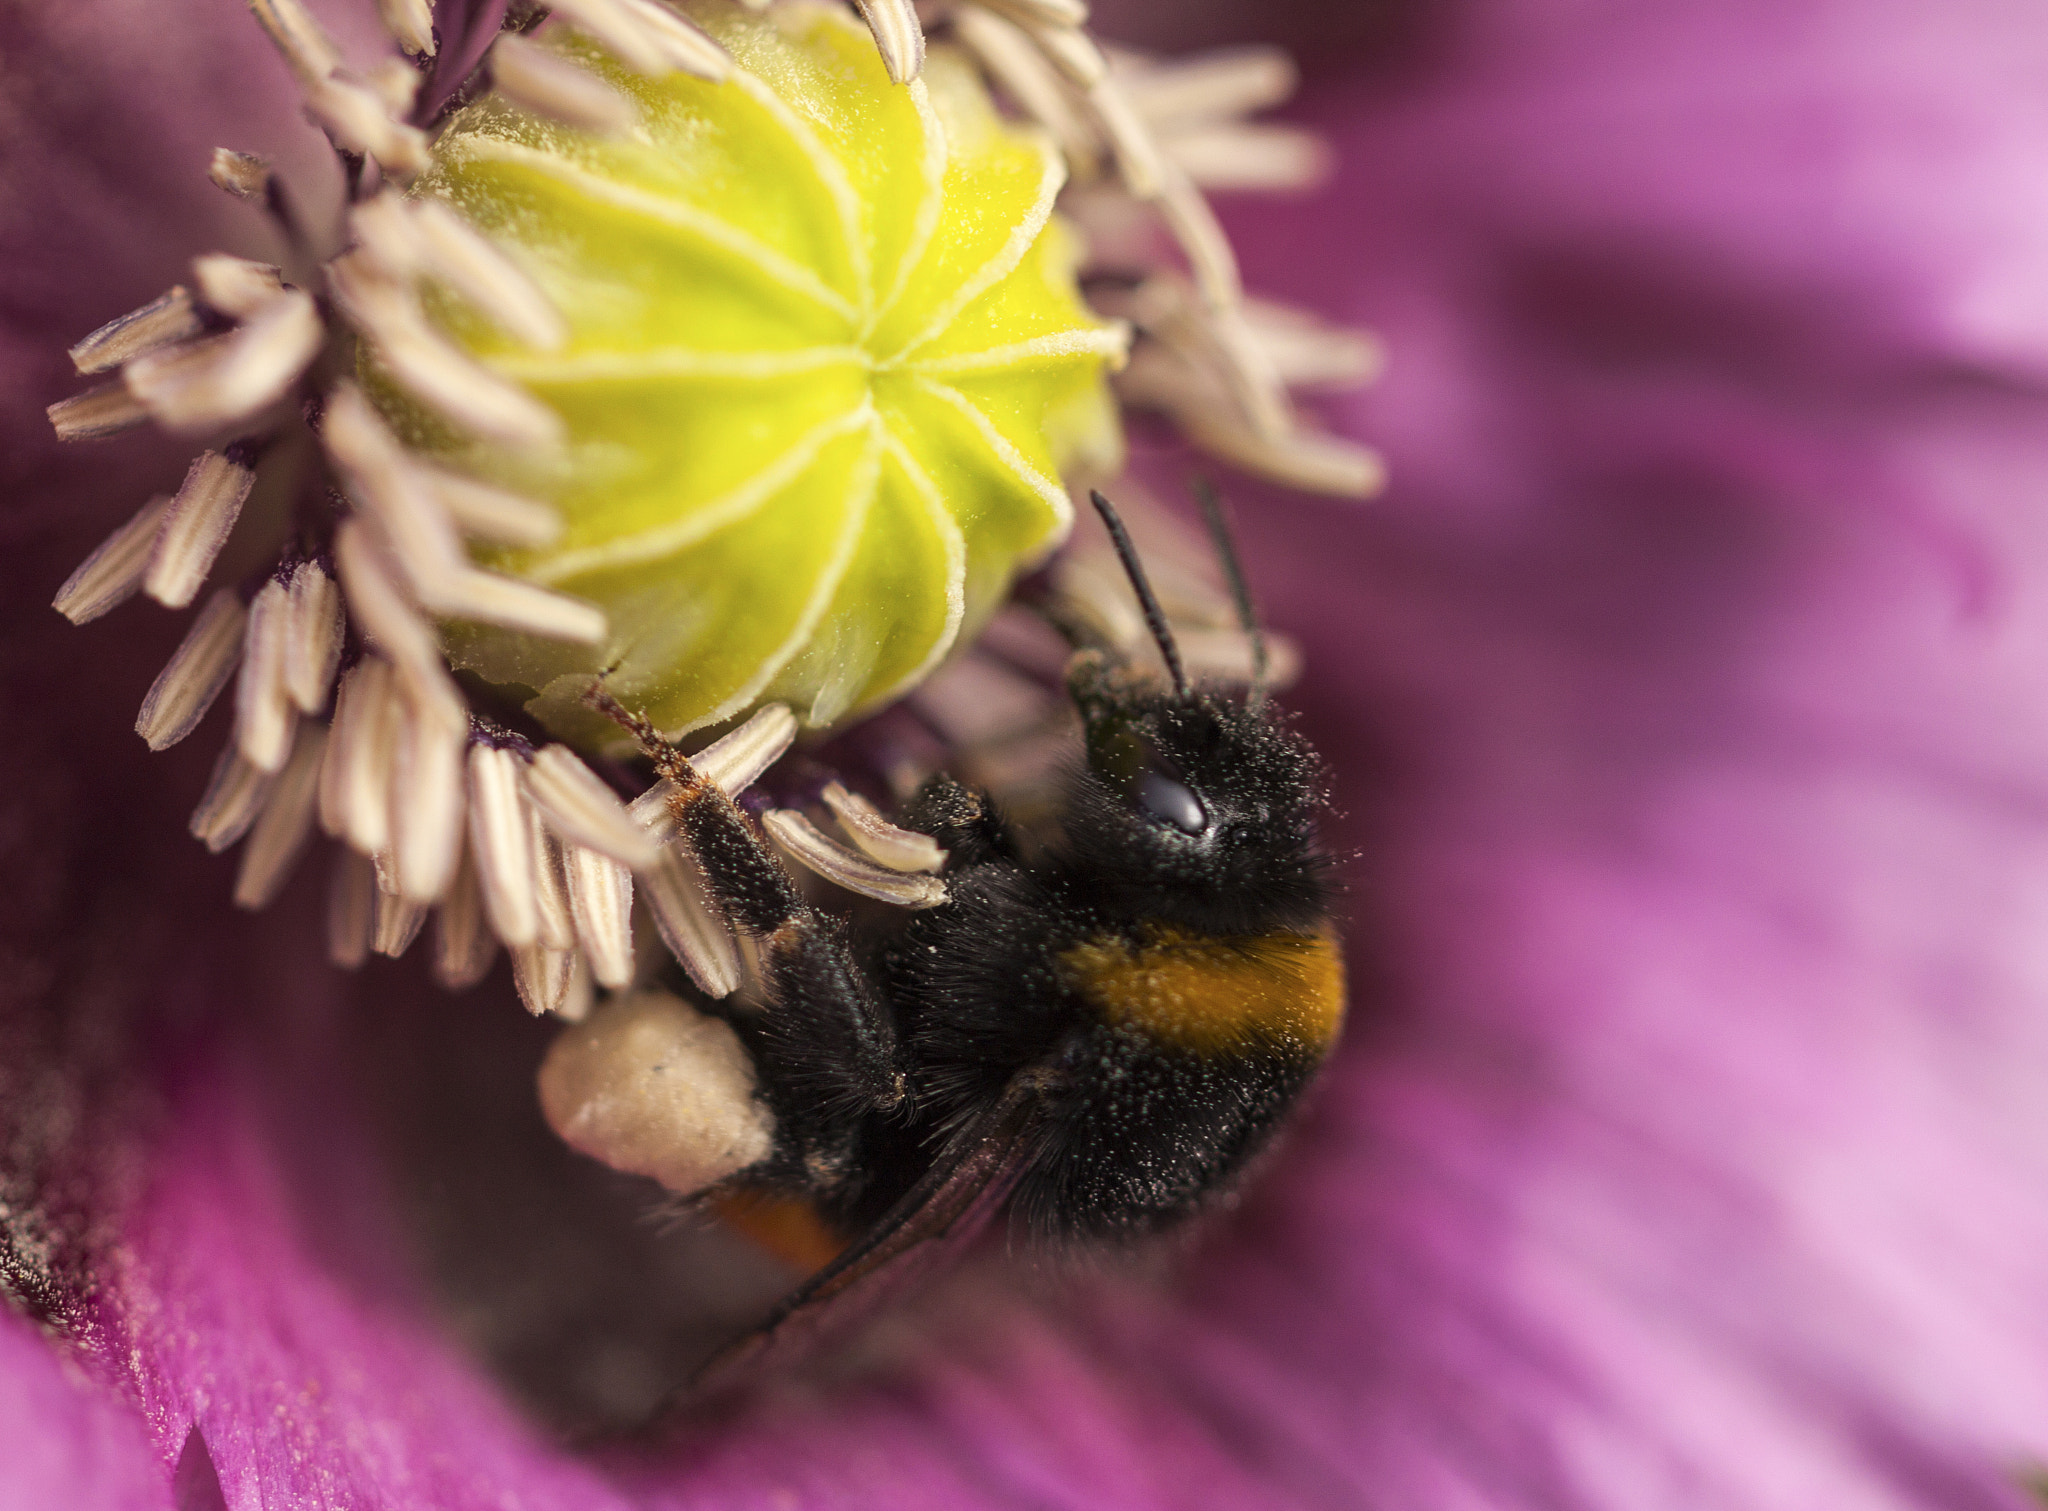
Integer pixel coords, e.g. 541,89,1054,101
986,924,1347,1239
1056,924,1345,1059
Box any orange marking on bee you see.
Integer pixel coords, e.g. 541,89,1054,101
1058,924,1346,1055
712,1190,851,1275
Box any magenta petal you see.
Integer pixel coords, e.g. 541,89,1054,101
1185,0,2048,1502
0,1308,164,1510
12,0,2048,1507
113,1011,628,1509
94,990,1309,1508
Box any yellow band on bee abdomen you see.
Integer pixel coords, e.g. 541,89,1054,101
1058,924,1346,1056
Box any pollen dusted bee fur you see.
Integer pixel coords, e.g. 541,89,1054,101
553,489,1344,1365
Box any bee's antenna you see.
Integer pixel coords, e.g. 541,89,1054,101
1192,476,1269,707
1089,489,1189,697
582,676,669,760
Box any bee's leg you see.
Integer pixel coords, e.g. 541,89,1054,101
896,772,1018,869
655,750,909,1174
581,686,907,1194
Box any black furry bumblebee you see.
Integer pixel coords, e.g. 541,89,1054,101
566,490,1343,1373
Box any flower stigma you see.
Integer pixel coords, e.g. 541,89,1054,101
396,6,1129,745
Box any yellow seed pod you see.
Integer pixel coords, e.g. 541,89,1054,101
390,1,1125,745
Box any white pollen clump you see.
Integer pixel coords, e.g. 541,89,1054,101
537,989,775,1196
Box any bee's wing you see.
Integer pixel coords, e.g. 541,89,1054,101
692,1077,1042,1393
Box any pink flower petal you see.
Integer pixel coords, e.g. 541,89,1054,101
10,0,2048,1508
0,1309,165,1510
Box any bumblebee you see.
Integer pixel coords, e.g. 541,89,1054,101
546,490,1343,1374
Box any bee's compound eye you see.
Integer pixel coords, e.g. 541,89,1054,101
1134,769,1208,835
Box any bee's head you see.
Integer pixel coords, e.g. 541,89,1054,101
1061,660,1332,935
1051,490,1333,935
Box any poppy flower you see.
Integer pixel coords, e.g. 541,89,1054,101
8,0,2048,1508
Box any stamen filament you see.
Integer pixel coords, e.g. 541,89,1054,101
373,890,430,958
640,847,741,999
434,853,499,990
234,579,299,773
328,849,378,968
128,290,322,434
529,809,579,952
563,844,635,989
191,255,286,319
51,494,172,625
376,0,436,58
68,286,203,375
526,745,662,871
47,381,149,441
762,808,949,908
234,726,329,908
489,33,639,137
282,561,346,715
320,658,401,854
821,782,948,873
467,744,544,949
850,0,924,84
144,449,257,610
190,742,278,853
137,590,246,751
387,683,468,902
